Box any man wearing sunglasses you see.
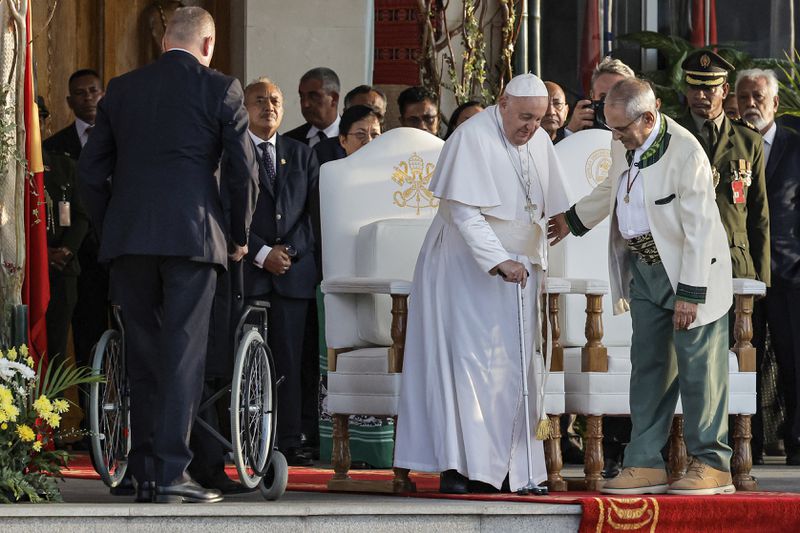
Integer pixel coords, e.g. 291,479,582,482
549,78,735,496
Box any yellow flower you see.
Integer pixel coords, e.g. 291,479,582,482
6,347,17,361
33,395,53,417
0,423,6,430
16,424,35,442
44,413,61,428
0,385,12,405
26,356,35,368
0,412,7,424
19,345,28,356
53,399,70,414
32,441,42,452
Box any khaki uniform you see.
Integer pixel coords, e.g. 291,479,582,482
677,112,770,284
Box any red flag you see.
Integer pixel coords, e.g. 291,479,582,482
579,0,601,97
21,0,49,365
691,0,718,48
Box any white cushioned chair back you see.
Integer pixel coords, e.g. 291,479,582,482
356,219,431,345
321,127,444,349
551,130,632,347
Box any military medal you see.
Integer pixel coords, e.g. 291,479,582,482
730,160,750,204
58,185,71,227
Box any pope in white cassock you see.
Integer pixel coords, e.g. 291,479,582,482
394,74,571,493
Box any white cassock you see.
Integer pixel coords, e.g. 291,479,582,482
394,105,571,491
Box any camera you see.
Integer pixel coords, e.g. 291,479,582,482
589,99,607,130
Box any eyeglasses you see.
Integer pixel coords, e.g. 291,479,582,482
404,114,438,127
601,113,644,134
548,99,566,111
346,130,381,142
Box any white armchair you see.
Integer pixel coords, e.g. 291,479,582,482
319,128,443,492
551,130,759,491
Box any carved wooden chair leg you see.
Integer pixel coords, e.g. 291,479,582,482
330,413,351,481
545,414,568,491
667,415,688,483
584,415,604,491
391,415,416,492
732,414,758,491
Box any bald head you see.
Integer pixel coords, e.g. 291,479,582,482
605,78,657,120
163,7,216,66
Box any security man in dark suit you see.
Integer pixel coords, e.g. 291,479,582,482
242,77,320,467
43,69,109,370
78,7,258,504
737,69,800,466
284,67,341,147
39,98,90,363
677,50,770,285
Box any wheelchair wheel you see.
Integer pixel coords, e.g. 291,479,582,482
259,449,288,501
89,329,130,487
231,328,276,489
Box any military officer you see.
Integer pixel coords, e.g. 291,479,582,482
677,50,770,285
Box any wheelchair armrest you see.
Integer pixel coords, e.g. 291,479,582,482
321,277,412,296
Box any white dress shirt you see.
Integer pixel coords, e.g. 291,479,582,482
762,121,777,164
307,115,340,148
248,130,278,268
615,112,662,239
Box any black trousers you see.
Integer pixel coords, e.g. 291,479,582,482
300,297,320,445
765,279,800,453
46,270,78,364
71,240,110,367
111,255,217,485
254,291,309,450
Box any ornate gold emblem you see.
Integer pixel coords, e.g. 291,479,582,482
391,152,438,214
585,148,612,188
700,53,711,68
595,497,660,532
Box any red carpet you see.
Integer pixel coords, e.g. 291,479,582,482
63,454,800,532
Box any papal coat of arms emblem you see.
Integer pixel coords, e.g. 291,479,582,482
585,148,612,188
391,152,439,214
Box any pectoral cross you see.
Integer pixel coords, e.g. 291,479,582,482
524,199,538,224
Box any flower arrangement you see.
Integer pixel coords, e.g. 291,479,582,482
0,345,101,503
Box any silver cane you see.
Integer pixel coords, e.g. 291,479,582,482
515,279,548,496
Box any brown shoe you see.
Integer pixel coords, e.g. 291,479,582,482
600,467,668,495
667,459,735,495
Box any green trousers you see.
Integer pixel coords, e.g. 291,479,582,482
623,256,732,472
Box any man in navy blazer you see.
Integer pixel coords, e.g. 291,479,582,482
737,69,800,466
78,7,258,503
242,77,320,466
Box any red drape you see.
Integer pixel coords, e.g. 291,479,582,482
21,0,49,365
691,0,718,48
579,0,601,97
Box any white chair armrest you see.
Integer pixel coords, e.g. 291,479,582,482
544,277,571,294
321,277,412,296
732,278,766,296
564,278,609,295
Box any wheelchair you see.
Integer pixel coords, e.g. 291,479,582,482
88,287,288,500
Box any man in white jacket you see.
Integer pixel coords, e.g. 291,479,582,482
549,78,735,495
393,74,571,494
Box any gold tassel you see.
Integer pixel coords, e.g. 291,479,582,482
535,417,553,441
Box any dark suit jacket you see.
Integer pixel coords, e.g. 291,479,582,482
313,136,346,166
766,125,800,286
677,112,770,283
43,123,82,161
244,134,319,299
284,123,312,145
78,50,258,268
44,151,89,277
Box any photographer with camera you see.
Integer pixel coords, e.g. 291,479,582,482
565,57,635,135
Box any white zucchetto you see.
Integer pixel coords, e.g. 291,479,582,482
504,73,548,98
